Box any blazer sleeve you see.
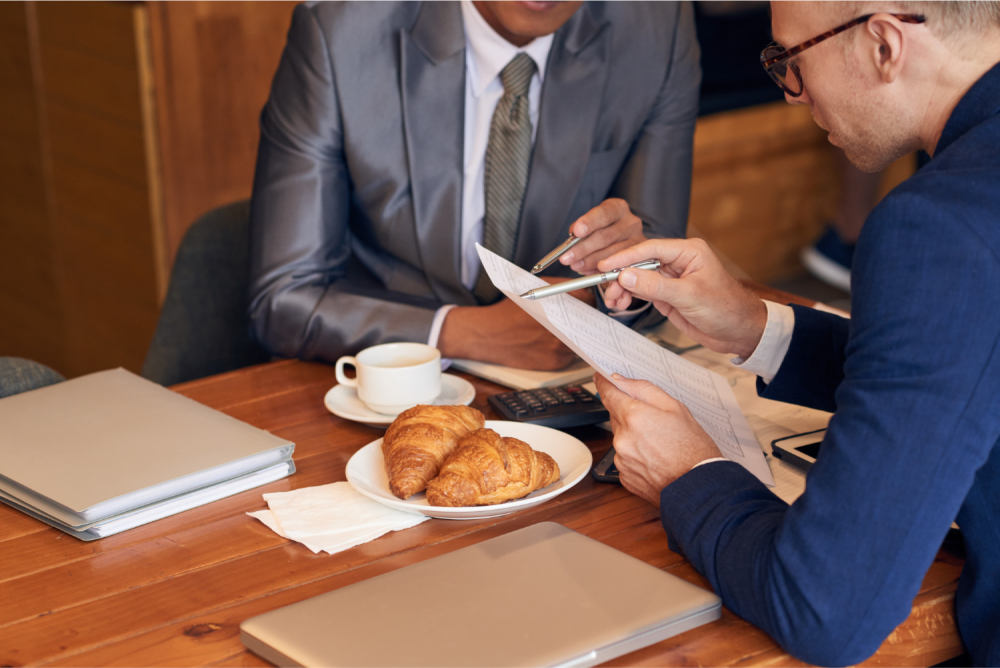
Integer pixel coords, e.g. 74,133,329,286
758,305,851,413
247,5,439,363
609,0,700,242
658,189,1000,665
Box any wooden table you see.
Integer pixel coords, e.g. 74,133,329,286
0,358,965,666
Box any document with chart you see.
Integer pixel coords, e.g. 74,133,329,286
477,244,774,486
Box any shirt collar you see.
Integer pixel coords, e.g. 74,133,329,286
935,59,1000,156
460,0,554,98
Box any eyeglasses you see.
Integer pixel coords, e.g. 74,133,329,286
760,13,926,97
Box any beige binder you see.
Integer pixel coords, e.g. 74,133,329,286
241,522,721,667
0,368,294,535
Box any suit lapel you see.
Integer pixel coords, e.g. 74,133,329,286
514,6,611,269
400,1,471,305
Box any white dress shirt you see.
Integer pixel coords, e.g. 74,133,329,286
692,300,796,472
427,0,554,348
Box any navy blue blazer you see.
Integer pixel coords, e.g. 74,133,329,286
660,62,1000,666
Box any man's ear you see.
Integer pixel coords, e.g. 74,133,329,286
865,14,906,83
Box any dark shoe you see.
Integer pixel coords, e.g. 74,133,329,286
802,226,854,292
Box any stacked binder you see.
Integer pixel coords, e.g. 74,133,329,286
0,368,295,540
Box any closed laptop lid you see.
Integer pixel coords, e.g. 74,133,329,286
0,368,294,521
240,522,721,667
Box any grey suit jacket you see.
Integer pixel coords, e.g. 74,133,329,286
248,1,701,363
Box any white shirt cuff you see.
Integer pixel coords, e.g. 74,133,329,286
428,304,457,350
596,283,653,319
690,457,729,471
730,300,795,385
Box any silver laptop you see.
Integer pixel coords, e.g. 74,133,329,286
241,522,721,667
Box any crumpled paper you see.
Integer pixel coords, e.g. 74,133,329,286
248,482,429,555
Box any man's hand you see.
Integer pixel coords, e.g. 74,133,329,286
557,199,647,275
595,373,722,507
597,238,767,359
438,277,592,370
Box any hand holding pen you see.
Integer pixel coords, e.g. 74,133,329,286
531,199,648,276
521,260,661,300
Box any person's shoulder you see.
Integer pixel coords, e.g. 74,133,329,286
867,133,1000,261
931,111,1000,175
587,0,682,31
297,1,421,37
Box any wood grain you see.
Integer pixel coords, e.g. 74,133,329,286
0,1,160,378
690,102,839,283
0,3,67,374
0,355,964,668
690,103,915,283
146,1,296,268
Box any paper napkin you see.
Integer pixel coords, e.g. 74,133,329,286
248,482,429,555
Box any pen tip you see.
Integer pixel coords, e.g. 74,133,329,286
530,266,541,274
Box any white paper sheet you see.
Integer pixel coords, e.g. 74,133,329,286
476,244,774,486
680,347,831,503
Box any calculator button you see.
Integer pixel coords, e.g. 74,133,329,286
561,398,576,405
514,408,529,417
532,405,547,413
580,396,593,403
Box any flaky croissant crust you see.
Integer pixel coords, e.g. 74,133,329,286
381,404,485,499
426,428,561,507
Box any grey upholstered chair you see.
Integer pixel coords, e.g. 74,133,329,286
0,358,65,398
142,200,271,386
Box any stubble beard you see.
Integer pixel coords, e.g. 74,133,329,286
821,60,918,173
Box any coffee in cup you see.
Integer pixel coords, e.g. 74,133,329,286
335,342,442,415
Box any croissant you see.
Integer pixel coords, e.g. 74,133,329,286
381,404,485,499
426,428,561,507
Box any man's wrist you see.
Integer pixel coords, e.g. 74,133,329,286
732,297,769,359
731,300,795,383
437,305,477,359
428,304,458,350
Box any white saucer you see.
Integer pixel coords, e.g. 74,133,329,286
324,374,476,428
345,421,593,519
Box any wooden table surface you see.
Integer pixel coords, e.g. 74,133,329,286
0,351,965,666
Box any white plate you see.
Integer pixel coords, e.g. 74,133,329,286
345,421,593,520
324,374,476,428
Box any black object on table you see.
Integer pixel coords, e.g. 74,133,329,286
488,384,609,429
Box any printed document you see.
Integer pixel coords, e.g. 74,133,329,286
476,244,774,486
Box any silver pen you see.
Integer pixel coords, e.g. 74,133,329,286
520,260,661,300
531,234,583,274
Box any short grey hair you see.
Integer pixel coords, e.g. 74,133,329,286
835,1,1000,37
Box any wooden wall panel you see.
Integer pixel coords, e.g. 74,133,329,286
39,43,143,127
46,102,148,188
35,2,160,378
33,1,138,65
49,158,153,252
690,102,916,283
690,102,840,283
146,1,296,267
0,1,26,31
0,5,66,372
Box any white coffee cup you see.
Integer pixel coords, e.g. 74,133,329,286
334,342,442,415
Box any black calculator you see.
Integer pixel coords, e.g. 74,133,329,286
488,384,609,429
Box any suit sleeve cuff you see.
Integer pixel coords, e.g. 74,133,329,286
428,304,457,350
730,300,795,384
690,456,729,470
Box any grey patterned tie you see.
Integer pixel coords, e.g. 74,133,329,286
473,52,538,304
